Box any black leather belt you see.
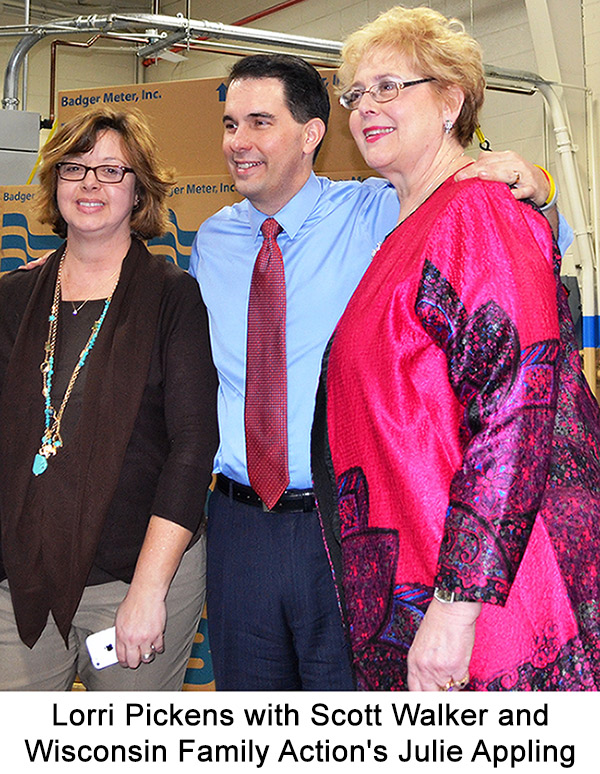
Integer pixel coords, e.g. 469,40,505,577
216,473,316,513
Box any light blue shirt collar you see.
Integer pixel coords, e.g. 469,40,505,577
246,173,321,242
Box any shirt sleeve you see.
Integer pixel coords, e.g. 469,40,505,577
188,226,202,281
415,181,562,605
557,211,573,256
150,269,219,531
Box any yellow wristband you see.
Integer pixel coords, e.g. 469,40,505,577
534,164,557,208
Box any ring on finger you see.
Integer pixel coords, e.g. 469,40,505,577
142,652,154,662
513,170,520,185
439,673,470,691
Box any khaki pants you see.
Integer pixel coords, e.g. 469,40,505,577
0,535,205,691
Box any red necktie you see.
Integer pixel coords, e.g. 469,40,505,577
245,217,289,509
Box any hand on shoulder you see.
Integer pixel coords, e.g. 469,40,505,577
18,250,53,271
455,150,550,207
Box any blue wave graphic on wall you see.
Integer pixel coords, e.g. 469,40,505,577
1,209,198,272
148,209,198,270
1,213,62,271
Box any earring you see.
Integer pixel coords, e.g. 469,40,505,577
443,119,454,134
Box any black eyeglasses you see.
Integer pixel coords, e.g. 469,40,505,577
339,77,436,110
55,162,135,184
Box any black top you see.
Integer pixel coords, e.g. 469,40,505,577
54,299,105,447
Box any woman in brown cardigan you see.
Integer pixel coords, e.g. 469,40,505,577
0,108,218,690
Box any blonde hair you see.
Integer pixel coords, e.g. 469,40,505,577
37,107,175,240
339,5,485,147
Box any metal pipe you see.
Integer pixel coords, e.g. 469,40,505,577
587,86,599,389
3,27,46,108
108,14,342,53
0,27,41,36
47,36,101,127
584,87,599,270
45,32,167,126
536,80,597,393
141,0,312,67
22,0,31,109
3,14,342,108
3,15,116,109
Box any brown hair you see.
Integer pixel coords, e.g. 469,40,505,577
36,107,175,239
339,5,485,147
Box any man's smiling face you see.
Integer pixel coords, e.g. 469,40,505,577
222,77,315,215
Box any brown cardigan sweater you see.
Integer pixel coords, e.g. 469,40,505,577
0,240,218,647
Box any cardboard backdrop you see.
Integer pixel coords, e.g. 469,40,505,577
1,71,373,271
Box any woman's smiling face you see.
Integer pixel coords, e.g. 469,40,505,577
56,128,136,242
348,47,448,183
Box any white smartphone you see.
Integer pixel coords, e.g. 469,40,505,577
86,626,119,670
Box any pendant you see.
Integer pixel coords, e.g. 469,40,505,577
32,453,48,476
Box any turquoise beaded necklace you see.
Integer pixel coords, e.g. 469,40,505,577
32,247,120,476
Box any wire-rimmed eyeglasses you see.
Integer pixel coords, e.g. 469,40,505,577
339,77,436,111
55,162,135,184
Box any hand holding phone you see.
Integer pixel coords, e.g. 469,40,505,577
86,626,119,670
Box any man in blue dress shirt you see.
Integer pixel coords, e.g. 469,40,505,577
189,53,564,690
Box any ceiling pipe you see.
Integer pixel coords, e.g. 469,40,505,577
3,15,116,109
108,13,341,53
46,35,104,128
141,0,312,68
3,26,46,108
3,13,342,109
